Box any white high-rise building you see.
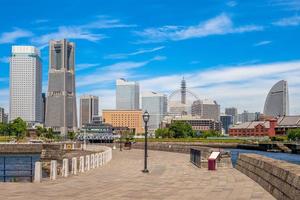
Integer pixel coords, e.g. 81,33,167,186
142,92,167,130
9,46,43,124
116,78,139,110
80,95,99,128
264,80,289,117
191,99,220,121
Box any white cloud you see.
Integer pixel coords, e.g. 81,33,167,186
32,26,106,46
138,60,300,113
135,13,263,43
81,18,137,29
76,63,100,71
273,16,300,26
32,19,49,24
0,28,33,44
226,1,237,7
105,46,165,59
77,56,166,87
253,40,272,47
271,0,300,11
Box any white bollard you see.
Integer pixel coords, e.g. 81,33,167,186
85,155,90,171
95,153,99,168
62,158,69,177
91,154,95,169
34,161,42,183
63,143,67,150
71,157,77,175
72,143,75,150
79,156,85,173
50,160,57,180
100,153,103,166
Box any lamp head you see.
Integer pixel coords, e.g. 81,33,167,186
143,110,150,123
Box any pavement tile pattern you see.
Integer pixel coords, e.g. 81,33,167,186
0,149,274,200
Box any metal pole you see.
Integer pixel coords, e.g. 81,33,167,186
143,122,149,173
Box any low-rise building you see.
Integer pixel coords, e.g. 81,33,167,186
162,115,221,131
229,119,277,137
77,120,114,142
275,116,300,135
102,109,144,135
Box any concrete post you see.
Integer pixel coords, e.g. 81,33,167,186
95,153,99,168
85,155,90,171
99,153,103,166
72,143,75,150
79,156,84,173
71,157,77,175
91,154,95,169
63,143,67,150
50,160,57,180
62,158,69,177
34,161,42,183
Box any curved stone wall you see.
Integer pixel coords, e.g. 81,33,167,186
236,154,299,200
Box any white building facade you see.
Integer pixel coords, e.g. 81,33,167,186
116,79,140,110
142,92,167,130
9,46,43,124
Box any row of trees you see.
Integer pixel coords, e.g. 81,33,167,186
0,117,76,141
155,121,221,138
0,117,27,139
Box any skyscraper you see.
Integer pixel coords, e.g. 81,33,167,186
142,91,168,130
264,80,289,117
80,95,99,128
220,114,233,135
225,107,238,124
45,39,77,135
9,46,43,125
116,78,139,110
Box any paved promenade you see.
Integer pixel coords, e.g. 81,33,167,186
0,149,274,200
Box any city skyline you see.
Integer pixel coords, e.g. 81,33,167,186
0,0,300,114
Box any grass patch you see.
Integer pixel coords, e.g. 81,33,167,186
134,138,246,143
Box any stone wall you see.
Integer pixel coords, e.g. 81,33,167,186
236,154,300,200
0,144,43,153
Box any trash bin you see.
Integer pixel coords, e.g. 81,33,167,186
208,158,216,170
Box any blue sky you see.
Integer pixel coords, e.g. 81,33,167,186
0,0,300,114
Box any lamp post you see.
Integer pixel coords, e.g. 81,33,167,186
142,110,150,173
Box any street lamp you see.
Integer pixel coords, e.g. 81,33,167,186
142,110,150,173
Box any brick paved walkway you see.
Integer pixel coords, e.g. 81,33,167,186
0,149,274,200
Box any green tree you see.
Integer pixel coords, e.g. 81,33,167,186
169,121,194,138
10,117,27,139
287,129,300,141
44,128,54,139
201,130,221,138
67,131,76,140
155,128,172,138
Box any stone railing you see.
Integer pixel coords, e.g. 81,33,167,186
34,145,112,183
236,154,300,200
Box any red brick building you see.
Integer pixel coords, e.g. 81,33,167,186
229,119,277,137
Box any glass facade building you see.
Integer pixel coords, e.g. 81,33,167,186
116,79,139,110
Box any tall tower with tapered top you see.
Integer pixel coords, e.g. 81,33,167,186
45,39,77,135
181,77,186,105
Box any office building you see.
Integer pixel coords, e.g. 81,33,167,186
237,111,260,123
220,114,233,135
80,95,99,128
102,109,143,135
0,107,8,123
142,92,167,130
9,46,43,125
264,80,289,117
191,99,220,121
116,78,139,110
225,107,238,124
45,39,77,135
